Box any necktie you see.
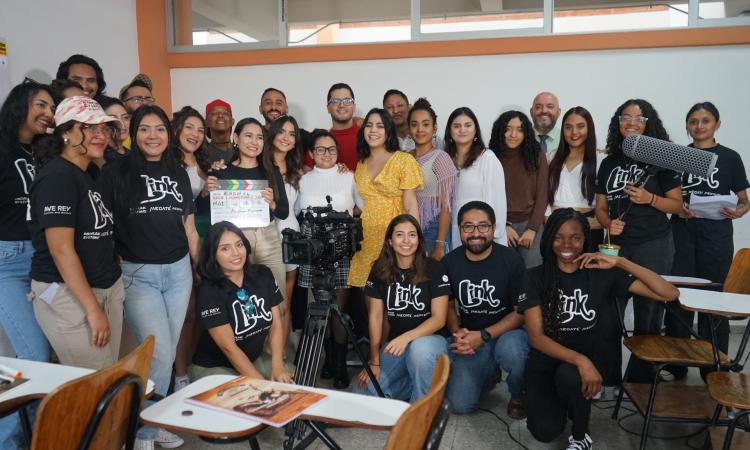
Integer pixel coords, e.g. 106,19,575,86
539,135,548,153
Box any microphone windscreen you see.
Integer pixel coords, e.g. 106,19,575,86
622,135,717,178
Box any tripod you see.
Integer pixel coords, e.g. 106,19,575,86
283,269,384,450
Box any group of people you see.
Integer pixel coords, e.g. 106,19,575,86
0,52,748,450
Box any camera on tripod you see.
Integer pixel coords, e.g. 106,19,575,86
281,196,362,272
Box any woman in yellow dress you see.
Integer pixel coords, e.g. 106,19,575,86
348,108,423,287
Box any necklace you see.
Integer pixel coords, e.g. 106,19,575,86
236,288,256,314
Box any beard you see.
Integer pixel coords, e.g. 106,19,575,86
463,236,492,255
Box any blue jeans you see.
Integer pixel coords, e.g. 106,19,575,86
0,241,49,450
355,335,448,403
122,254,192,439
423,217,451,255
446,328,529,414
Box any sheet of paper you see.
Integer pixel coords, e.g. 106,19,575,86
688,193,738,220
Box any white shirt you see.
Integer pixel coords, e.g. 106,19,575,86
296,166,358,215
185,165,205,199
451,150,508,249
548,152,604,211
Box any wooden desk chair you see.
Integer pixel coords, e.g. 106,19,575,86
383,354,450,450
612,249,750,450
424,398,452,450
705,372,750,450
31,335,154,450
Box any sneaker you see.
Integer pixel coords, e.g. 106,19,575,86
154,429,184,448
134,439,155,450
658,370,676,382
592,387,604,401
173,375,190,392
566,433,593,450
506,399,526,420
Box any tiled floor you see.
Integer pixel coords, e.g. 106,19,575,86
180,328,749,449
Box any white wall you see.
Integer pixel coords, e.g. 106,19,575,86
0,0,139,99
172,44,750,250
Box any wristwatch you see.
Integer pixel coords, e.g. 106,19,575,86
480,329,492,343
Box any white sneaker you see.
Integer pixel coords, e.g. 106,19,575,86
566,433,593,450
592,387,604,401
134,438,155,450
173,375,190,392
154,429,184,448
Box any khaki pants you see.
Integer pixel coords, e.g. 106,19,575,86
30,278,124,370
189,351,275,381
242,222,286,302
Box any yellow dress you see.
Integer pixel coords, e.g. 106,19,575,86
348,151,423,287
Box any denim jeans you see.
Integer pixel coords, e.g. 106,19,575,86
446,328,529,414
122,254,192,440
0,241,49,450
422,217,451,255
354,335,449,403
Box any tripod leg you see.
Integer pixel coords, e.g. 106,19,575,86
330,305,386,398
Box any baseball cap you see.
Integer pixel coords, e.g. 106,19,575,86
206,99,232,117
119,73,153,100
54,96,118,127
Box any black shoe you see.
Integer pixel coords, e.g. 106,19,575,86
332,342,350,389
320,338,334,379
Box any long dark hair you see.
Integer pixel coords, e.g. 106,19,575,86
605,99,670,157
539,208,592,339
548,107,598,206
444,107,486,170
112,105,181,214
172,106,211,174
31,121,77,169
371,214,431,285
0,80,54,152
268,115,304,190
489,110,540,172
356,108,399,159
231,117,279,202
198,221,267,295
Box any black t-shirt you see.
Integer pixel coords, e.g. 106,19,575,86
100,158,195,264
193,266,283,368
0,144,35,240
196,164,289,223
442,242,526,331
596,154,681,246
364,261,452,341
517,266,634,357
28,157,121,288
679,144,749,204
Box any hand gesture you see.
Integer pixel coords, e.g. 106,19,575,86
357,364,380,388
623,183,652,205
608,219,625,236
506,225,520,247
204,175,219,194
575,252,619,270
576,356,603,400
272,365,294,384
260,187,276,211
384,335,411,357
517,229,536,249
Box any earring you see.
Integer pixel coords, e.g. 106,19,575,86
473,136,478,142
63,137,69,144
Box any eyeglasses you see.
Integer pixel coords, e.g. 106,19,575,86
124,96,155,106
460,223,492,233
313,146,338,155
618,115,648,124
80,123,115,138
327,97,354,106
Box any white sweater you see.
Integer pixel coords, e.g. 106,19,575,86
451,150,508,249
296,166,358,215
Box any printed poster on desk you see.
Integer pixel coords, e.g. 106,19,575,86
210,180,270,228
185,377,326,427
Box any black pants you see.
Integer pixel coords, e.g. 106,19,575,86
665,218,733,378
525,352,592,442
610,233,675,383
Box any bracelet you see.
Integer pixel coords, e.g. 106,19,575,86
435,239,446,244
650,193,658,207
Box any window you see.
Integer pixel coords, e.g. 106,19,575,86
168,0,750,51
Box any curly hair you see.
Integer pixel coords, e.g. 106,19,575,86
0,80,54,152
172,105,211,174
55,54,106,99
538,208,591,339
488,110,540,172
605,99,670,158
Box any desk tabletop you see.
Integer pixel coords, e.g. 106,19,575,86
0,357,155,413
140,375,409,440
662,275,713,287
678,288,750,317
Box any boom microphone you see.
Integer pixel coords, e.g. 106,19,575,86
622,135,718,178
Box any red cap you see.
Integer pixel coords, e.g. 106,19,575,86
205,99,232,117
